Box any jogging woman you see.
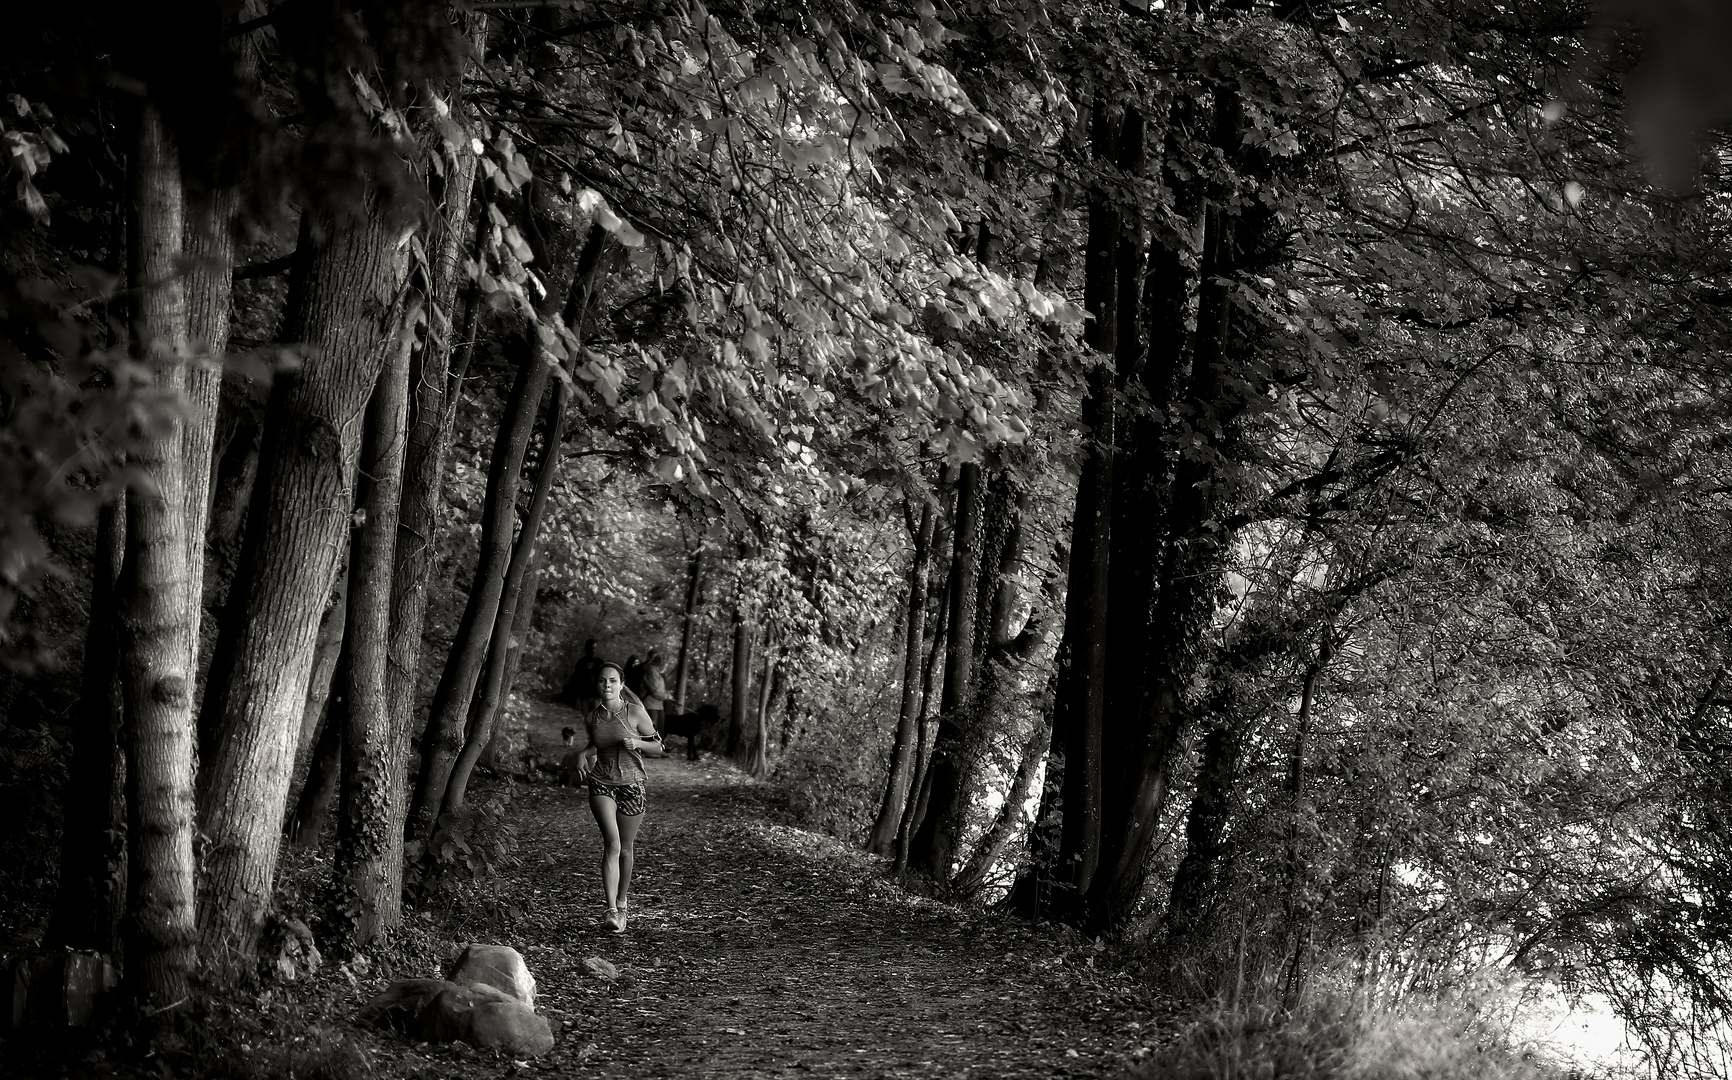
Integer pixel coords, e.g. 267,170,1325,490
573,660,663,931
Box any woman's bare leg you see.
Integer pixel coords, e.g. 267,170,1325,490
589,793,622,917
616,810,645,912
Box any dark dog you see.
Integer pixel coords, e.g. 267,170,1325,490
661,704,721,761
555,726,585,785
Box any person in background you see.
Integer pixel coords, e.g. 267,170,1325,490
641,648,668,739
571,661,663,932
623,654,644,697
558,638,604,713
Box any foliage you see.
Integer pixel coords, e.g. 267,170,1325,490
1137,966,1575,1080
408,781,524,933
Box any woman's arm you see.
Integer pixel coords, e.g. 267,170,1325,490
624,705,664,756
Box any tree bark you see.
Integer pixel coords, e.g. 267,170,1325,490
440,376,568,818
868,497,935,855
729,593,753,759
1036,96,1135,920
910,462,984,878
181,188,234,631
386,17,488,875
116,101,199,1010
894,581,951,874
409,221,605,841
953,716,1053,898
289,668,344,850
47,498,129,957
1086,91,1246,929
482,557,541,770
673,544,704,711
330,302,414,947
294,555,348,777
1164,718,1244,942
195,196,407,973
749,634,778,778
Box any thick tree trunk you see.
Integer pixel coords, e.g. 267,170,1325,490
1046,100,1131,917
117,102,199,1010
48,499,129,956
868,498,935,855
330,310,414,947
410,222,604,840
195,197,406,973
910,463,984,877
1087,92,1245,928
673,545,704,711
440,377,568,818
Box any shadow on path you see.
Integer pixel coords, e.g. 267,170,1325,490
507,700,1168,1079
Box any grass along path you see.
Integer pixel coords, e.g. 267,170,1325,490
503,698,1172,1079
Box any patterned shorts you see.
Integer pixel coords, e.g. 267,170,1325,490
588,779,646,817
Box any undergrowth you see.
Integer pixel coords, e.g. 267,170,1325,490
1138,966,1599,1080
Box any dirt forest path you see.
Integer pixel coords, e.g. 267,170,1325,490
499,700,1172,1079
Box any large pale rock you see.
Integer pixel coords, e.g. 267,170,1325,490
446,944,535,1007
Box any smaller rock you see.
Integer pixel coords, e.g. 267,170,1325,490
417,982,553,1057
448,944,536,1007
358,978,452,1033
580,957,619,980
470,998,556,1056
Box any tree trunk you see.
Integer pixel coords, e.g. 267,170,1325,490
386,19,488,879
910,463,984,878
330,307,414,948
409,221,605,840
749,635,778,778
953,716,1053,898
673,545,704,711
1164,718,1244,943
894,583,951,874
47,498,129,957
294,556,348,776
1044,97,1135,919
181,190,233,632
116,102,198,1010
729,596,752,759
195,196,407,973
440,376,568,818
482,558,540,770
868,498,935,855
1086,92,1246,929
289,669,344,850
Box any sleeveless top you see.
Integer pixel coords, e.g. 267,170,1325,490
586,701,649,785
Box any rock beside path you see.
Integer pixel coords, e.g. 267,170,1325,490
447,943,536,1007
359,945,554,1058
